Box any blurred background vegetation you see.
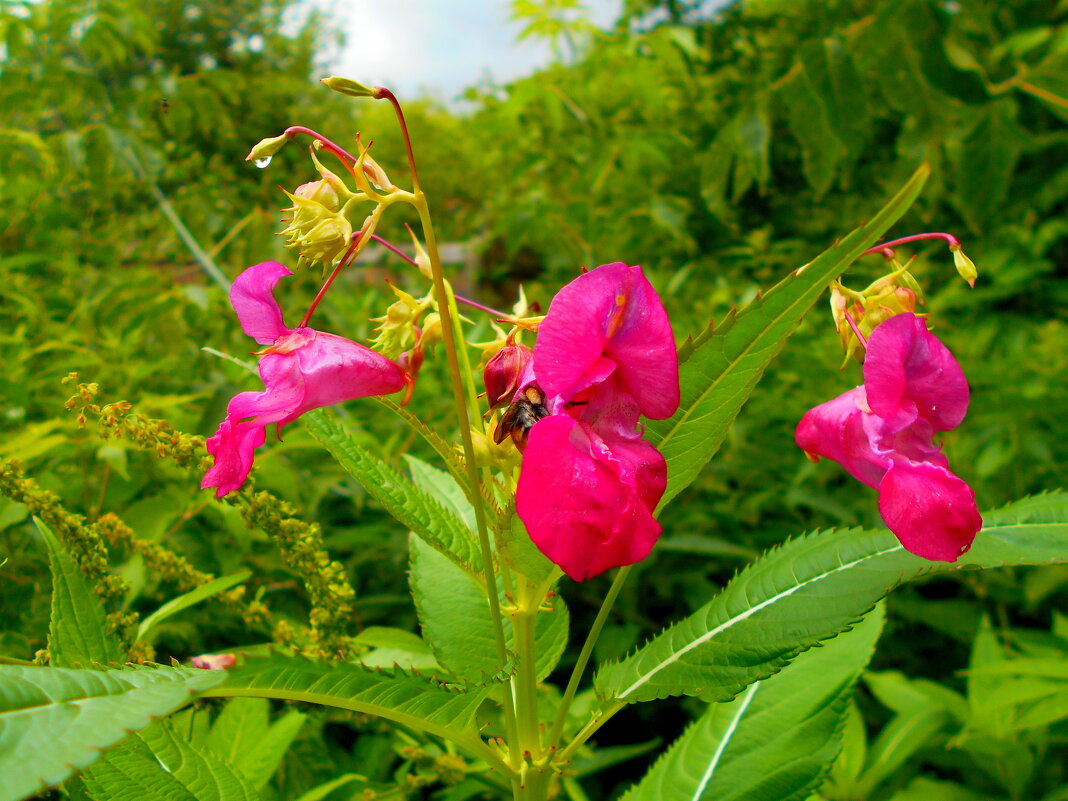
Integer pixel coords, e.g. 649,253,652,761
1,0,1067,798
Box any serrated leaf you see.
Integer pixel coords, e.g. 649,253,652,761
647,166,930,511
304,409,481,576
622,607,885,801
410,537,568,683
37,518,124,668
205,698,305,790
83,718,261,801
404,454,476,533
201,652,503,769
596,492,1068,704
0,664,224,801
80,731,199,801
137,571,251,642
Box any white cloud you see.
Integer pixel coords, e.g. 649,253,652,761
326,0,621,103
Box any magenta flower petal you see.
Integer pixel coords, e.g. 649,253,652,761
201,419,267,498
795,387,888,489
231,261,294,344
863,313,969,431
294,331,408,408
877,461,982,561
516,415,665,581
533,263,680,420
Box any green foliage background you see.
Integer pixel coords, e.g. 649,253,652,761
1,0,1066,798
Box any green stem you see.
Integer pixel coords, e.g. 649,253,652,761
556,700,626,765
547,565,631,751
517,765,553,801
513,602,541,759
414,194,520,766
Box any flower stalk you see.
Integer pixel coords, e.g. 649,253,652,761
375,86,522,768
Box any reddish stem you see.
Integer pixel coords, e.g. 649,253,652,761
369,234,509,318
374,87,421,192
299,235,363,328
283,126,359,168
843,310,867,350
861,232,961,258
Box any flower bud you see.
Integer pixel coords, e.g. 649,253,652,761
950,245,978,287
371,284,428,358
246,133,290,163
321,76,378,98
484,342,533,409
294,177,341,211
295,216,353,265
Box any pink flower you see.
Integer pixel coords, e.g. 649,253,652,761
189,653,235,670
514,263,680,581
796,313,982,561
202,261,408,497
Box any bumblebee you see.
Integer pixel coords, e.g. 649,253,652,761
494,384,550,451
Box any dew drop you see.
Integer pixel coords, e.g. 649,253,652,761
254,156,272,169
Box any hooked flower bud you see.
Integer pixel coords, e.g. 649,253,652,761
246,132,290,163
321,75,379,98
484,341,533,410
950,244,978,287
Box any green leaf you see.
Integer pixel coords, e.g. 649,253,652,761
37,518,124,668
595,492,1068,704
205,698,305,791
352,626,439,671
304,409,481,576
137,571,251,642
410,537,568,682
403,454,476,533
80,732,199,801
83,718,261,801
0,664,224,801
647,165,930,512
201,651,504,770
622,607,885,801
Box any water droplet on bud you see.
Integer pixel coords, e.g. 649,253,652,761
254,156,272,169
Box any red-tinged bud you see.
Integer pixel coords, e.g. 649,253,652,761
484,342,533,410
294,176,341,211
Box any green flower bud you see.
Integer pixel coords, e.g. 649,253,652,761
246,133,290,163
321,76,378,98
950,245,978,287
370,285,429,358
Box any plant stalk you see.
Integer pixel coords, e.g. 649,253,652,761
547,565,631,751
415,194,520,769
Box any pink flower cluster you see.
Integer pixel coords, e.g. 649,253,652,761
513,263,680,581
796,313,982,561
201,262,408,497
